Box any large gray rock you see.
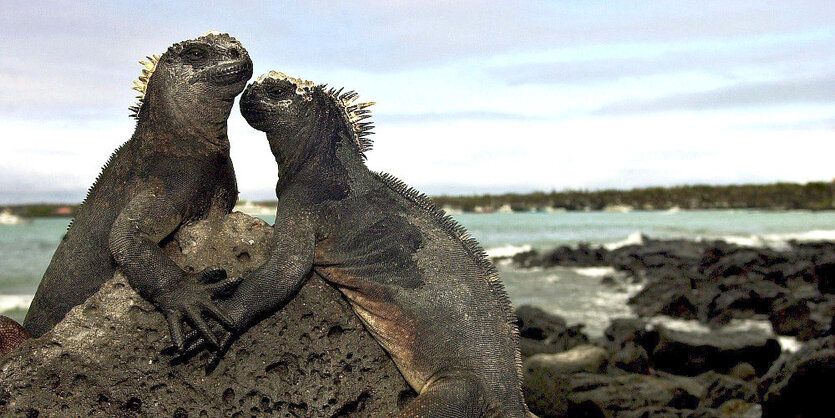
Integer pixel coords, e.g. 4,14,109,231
0,212,412,417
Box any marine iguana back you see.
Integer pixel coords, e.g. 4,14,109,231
181,72,531,416
22,32,252,350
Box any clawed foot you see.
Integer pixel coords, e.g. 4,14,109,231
163,326,237,374
157,267,241,353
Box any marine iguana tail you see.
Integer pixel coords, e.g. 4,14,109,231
178,72,531,416
23,32,252,351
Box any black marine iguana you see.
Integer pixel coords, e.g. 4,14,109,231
179,71,531,416
22,32,252,351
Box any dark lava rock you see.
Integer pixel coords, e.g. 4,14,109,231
603,318,658,353
515,305,588,358
611,342,650,374
0,213,411,417
769,294,834,340
815,259,835,293
512,249,542,268
566,373,705,417
651,326,781,377
628,277,703,320
759,335,835,418
697,371,758,409
619,401,762,418
522,345,608,417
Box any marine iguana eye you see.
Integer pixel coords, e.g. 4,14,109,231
266,84,289,99
182,45,209,65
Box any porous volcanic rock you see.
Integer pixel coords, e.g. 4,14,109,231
0,212,412,417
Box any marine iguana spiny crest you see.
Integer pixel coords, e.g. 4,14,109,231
177,72,532,417
22,32,252,353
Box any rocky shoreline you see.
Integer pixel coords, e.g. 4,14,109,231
511,236,834,417
2,217,831,416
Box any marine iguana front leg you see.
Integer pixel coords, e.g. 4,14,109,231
169,206,316,371
109,190,241,350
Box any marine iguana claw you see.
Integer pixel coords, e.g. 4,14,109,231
157,267,241,351
164,321,237,374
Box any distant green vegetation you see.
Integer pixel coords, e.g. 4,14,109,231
431,181,835,213
2,204,80,218
5,181,833,217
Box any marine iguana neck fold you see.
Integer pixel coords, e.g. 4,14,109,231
267,106,357,191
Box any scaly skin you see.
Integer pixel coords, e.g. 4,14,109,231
0,315,29,357
179,72,532,417
23,32,252,351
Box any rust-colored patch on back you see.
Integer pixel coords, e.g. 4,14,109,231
318,267,427,390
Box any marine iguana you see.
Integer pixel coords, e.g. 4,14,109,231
22,32,252,351
178,72,531,416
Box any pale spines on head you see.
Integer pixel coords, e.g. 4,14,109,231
257,71,315,95
257,71,377,158
326,87,376,158
129,54,160,119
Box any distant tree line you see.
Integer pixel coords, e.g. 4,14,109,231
4,181,834,217
431,181,835,212
3,204,80,218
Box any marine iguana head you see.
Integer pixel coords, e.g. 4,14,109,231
131,31,253,147
239,71,374,174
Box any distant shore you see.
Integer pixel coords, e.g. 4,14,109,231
3,180,833,217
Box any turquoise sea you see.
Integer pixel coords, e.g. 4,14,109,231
2,210,834,336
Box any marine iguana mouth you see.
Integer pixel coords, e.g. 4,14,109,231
204,60,253,86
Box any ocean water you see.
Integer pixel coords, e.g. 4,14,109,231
2,210,834,337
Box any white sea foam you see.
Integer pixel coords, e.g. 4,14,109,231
717,229,835,249
573,266,617,278
777,336,802,353
486,244,532,258
603,231,645,250
647,316,802,352
0,295,33,313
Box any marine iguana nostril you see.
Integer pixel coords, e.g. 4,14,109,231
179,71,533,416
22,32,252,352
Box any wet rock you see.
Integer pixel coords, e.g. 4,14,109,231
815,259,835,293
0,212,411,417
566,373,704,417
611,342,650,374
521,345,608,417
769,295,834,340
512,249,541,268
697,371,758,409
651,326,781,377
603,317,658,353
628,277,702,320
515,305,588,358
759,335,835,418
728,362,757,381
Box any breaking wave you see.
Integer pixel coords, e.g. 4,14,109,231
486,244,532,258
0,294,33,314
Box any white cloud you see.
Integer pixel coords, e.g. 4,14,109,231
1,1,834,203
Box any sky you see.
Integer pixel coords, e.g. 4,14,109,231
1,1,833,203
